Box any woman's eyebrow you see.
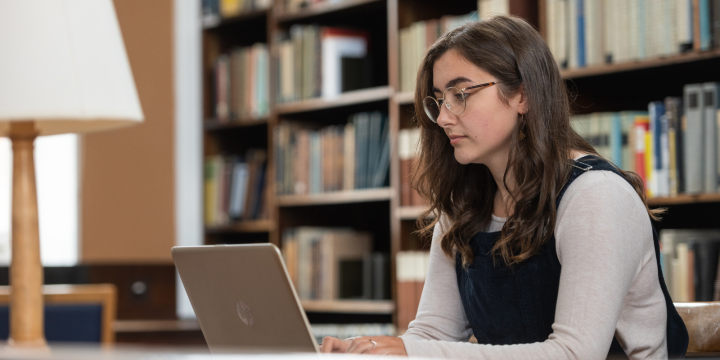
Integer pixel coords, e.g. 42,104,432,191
445,76,473,89
432,77,474,93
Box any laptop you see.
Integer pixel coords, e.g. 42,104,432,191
172,243,319,353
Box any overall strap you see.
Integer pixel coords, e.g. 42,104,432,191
566,155,689,359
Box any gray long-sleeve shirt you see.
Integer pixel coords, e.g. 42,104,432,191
400,169,667,360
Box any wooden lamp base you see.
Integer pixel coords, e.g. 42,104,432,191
7,121,47,349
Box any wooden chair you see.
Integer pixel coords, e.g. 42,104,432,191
0,284,117,344
675,302,720,356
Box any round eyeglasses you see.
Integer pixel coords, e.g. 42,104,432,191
423,82,500,123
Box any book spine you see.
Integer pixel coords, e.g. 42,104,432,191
577,0,587,67
684,84,704,194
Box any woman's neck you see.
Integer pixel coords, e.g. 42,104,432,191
488,149,590,218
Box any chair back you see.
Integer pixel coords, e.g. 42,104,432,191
675,302,720,354
0,284,117,344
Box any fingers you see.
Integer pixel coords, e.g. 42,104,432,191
320,336,349,353
345,337,376,354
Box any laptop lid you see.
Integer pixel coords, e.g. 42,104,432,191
172,243,319,353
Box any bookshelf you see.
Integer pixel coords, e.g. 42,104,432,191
198,0,720,334
301,299,394,314
276,187,393,207
274,86,393,114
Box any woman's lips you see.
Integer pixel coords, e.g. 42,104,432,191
449,135,466,145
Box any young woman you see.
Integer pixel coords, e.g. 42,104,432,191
320,15,688,359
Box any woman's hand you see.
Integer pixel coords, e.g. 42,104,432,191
320,335,408,356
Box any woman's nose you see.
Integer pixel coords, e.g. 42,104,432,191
435,103,457,128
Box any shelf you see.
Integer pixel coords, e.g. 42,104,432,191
274,86,392,115
394,91,415,105
397,206,432,220
202,9,269,29
276,188,392,207
205,219,274,234
276,0,384,23
561,48,720,79
204,118,268,131
301,299,394,314
648,193,720,207
114,319,201,333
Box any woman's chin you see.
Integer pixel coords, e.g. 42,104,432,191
453,152,474,165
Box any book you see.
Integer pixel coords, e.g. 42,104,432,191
320,28,369,99
395,251,430,330
283,227,374,301
691,241,720,301
634,116,650,192
660,229,720,300
703,82,720,192
684,83,705,195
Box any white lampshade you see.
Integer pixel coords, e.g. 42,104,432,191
0,0,144,136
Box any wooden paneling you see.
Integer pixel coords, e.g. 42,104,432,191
81,0,175,263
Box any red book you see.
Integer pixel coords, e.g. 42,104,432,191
634,116,650,191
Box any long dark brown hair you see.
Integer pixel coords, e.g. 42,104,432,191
414,15,662,267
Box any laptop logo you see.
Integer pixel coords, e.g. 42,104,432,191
236,300,254,326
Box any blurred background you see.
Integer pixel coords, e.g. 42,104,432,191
2,0,720,352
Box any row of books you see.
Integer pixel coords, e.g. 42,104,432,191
213,43,270,122
311,324,395,345
660,229,720,302
396,251,430,330
545,0,720,70
202,0,271,22
282,227,390,301
399,12,479,93
204,150,268,227
398,128,428,207
275,25,371,103
572,82,720,198
274,112,390,195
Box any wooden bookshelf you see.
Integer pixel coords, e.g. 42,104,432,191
274,86,393,115
561,48,720,79
394,91,414,105
205,219,274,234
275,0,384,22
276,188,393,207
115,319,201,333
203,118,268,131
648,193,720,207
202,9,270,29
301,299,394,314
396,206,430,220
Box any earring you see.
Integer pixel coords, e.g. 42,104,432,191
519,113,526,141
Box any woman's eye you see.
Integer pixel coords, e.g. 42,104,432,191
455,93,466,100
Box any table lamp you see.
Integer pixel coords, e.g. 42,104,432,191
0,0,143,347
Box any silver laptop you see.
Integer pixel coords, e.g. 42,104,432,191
172,243,319,353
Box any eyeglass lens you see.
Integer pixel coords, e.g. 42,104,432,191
423,87,465,123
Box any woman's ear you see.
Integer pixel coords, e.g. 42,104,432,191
516,84,528,115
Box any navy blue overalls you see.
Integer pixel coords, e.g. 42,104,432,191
456,155,688,359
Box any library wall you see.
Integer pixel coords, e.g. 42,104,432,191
81,0,175,263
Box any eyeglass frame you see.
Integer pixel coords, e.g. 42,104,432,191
423,81,501,123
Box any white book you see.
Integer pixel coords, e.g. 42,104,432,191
628,0,640,60
659,112,670,197
557,0,569,68
320,35,367,99
675,0,692,51
684,84,705,195
616,0,629,62
585,0,604,66
604,0,616,63
569,0,578,68
662,0,677,56
281,41,294,103
547,0,557,62
229,162,249,219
